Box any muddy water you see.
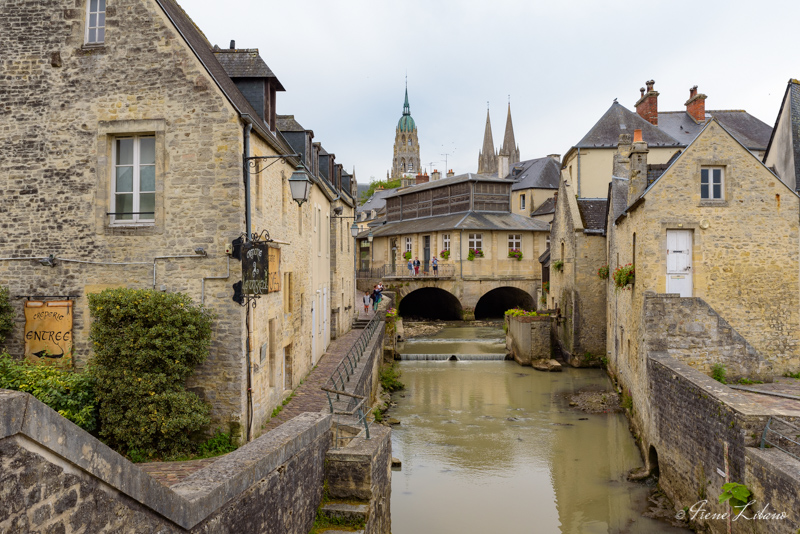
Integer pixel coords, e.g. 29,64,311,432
390,324,689,534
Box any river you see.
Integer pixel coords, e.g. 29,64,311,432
389,323,689,533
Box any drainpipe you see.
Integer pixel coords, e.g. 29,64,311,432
243,122,253,242
577,147,582,198
459,229,463,278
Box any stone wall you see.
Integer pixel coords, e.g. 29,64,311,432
0,389,332,533
744,448,800,534
506,315,551,366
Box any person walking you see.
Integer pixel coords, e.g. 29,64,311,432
371,285,381,312
363,291,372,313
413,256,421,276
432,256,439,276
407,257,413,277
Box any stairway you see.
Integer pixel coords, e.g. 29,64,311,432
352,319,370,329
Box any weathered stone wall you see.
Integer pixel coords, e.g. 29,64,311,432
744,448,800,534
506,315,550,366
0,389,332,533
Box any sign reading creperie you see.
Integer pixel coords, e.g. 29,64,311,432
24,300,73,367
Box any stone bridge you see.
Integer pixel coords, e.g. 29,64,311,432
358,275,540,319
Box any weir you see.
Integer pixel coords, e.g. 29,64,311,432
397,353,507,361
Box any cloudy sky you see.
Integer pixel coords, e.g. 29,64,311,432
182,0,796,185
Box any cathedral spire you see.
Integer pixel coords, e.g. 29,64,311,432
478,106,497,174
403,79,410,116
501,102,520,166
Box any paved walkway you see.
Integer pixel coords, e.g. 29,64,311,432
139,293,379,487
733,376,800,417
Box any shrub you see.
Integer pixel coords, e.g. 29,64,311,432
0,351,97,431
440,249,450,260
0,286,14,346
718,482,752,511
403,251,412,260
552,260,564,272
467,248,483,261
711,363,727,384
542,282,549,294
88,288,214,458
380,363,404,392
784,371,800,379
598,264,609,280
612,263,635,290
504,307,543,317
508,249,523,261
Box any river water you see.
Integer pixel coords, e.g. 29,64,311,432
390,323,688,534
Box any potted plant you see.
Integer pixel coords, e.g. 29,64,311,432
598,264,609,280
467,248,483,261
552,260,564,272
612,263,635,290
508,248,523,261
440,249,450,260
403,251,412,260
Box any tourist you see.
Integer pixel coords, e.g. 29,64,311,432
363,291,371,313
372,285,381,311
407,257,413,276
432,256,438,276
413,256,421,276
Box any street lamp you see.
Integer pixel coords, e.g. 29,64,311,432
288,165,312,206
350,222,359,238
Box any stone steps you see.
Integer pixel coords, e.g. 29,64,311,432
319,502,369,532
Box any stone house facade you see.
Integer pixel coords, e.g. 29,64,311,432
605,120,800,436
0,0,355,441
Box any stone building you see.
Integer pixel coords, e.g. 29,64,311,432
605,122,800,432
506,156,560,217
562,81,772,199
391,83,421,180
0,0,355,441
477,103,520,176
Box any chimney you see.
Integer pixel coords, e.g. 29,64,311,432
635,79,659,125
431,169,441,181
229,40,235,50
415,173,429,185
446,169,455,178
629,130,649,200
498,154,510,178
547,154,561,164
613,133,632,180
685,85,707,123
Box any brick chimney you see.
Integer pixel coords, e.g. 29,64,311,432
431,169,441,181
685,85,708,123
629,129,649,200
498,154,510,178
446,169,455,178
635,80,659,126
415,173,429,185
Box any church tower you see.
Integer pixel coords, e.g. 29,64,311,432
477,107,497,175
501,103,520,167
392,83,421,181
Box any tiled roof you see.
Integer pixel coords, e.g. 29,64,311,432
371,211,549,237
276,115,306,132
576,199,607,230
576,102,681,149
531,197,556,216
384,173,506,198
508,157,560,191
659,110,771,151
213,48,285,90
357,188,398,214
610,177,629,222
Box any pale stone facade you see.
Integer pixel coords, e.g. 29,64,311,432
0,0,355,441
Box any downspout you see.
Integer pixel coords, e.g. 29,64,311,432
242,121,253,442
577,147,582,198
459,229,464,278
243,123,253,241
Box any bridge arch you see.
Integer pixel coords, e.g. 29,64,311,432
474,287,535,319
398,287,463,320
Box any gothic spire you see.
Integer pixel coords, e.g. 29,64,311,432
403,80,410,116
501,102,520,166
478,107,498,174
481,107,494,158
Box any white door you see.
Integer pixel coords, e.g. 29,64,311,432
666,230,693,297
311,304,317,364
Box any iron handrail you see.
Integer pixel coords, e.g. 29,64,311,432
321,387,371,440
760,416,800,462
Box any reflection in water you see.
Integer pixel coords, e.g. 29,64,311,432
390,359,689,534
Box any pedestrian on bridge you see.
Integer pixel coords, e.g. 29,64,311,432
363,291,372,313
432,256,438,276
413,256,421,276
407,258,413,277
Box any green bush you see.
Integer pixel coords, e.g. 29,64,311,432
0,352,97,431
711,363,727,384
504,307,544,317
88,288,214,458
0,286,15,345
380,363,404,392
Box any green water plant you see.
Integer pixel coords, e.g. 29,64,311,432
719,482,752,511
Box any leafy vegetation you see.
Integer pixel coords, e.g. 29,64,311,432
0,351,97,431
612,263,635,290
508,248,523,261
711,363,727,384
88,288,214,459
440,249,450,260
597,264,609,280
0,285,15,346
718,482,752,511
621,391,633,411
467,248,483,261
784,371,800,379
552,260,564,272
380,363,404,392
504,308,545,317
359,178,401,205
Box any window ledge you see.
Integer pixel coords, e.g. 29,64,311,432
105,224,158,236
80,43,106,53
698,200,728,207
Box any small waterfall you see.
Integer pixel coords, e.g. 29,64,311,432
397,353,508,361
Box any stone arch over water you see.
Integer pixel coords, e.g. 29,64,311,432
474,286,535,319
398,287,463,320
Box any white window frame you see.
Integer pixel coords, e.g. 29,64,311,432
701,167,724,200
442,234,450,251
468,233,482,251
111,135,155,226
85,0,106,45
508,234,521,252
519,194,526,210
405,237,412,252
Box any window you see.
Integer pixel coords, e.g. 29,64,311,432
508,234,521,252
701,167,723,200
442,234,450,251
519,194,526,210
468,233,482,251
85,0,106,44
112,136,155,224
405,237,412,252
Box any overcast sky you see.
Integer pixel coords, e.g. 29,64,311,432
182,0,797,185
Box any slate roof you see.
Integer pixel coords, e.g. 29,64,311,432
659,110,771,151
531,197,556,217
357,188,398,214
763,80,800,189
370,211,549,237
576,102,681,149
213,48,285,90
507,157,560,191
276,115,306,132
384,173,506,198
609,177,629,222
576,199,607,231
646,151,682,186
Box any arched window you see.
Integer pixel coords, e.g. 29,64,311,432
401,135,406,146
408,138,412,146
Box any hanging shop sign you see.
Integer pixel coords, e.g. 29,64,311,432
24,300,73,366
242,243,281,295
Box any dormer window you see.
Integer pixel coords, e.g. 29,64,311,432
85,0,106,44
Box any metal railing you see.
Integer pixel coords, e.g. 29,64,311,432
760,416,800,461
357,263,456,279
322,310,383,441
321,387,370,448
